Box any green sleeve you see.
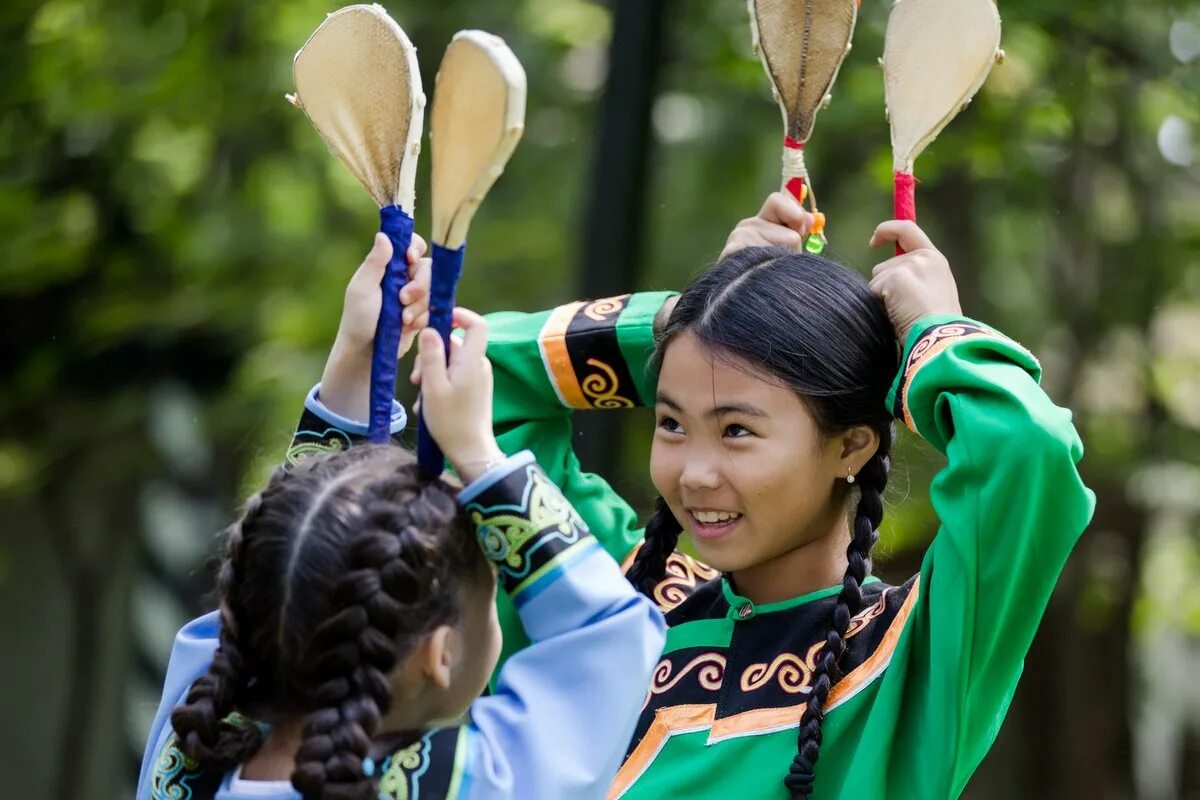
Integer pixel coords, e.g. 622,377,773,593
483,292,674,669
880,316,1096,796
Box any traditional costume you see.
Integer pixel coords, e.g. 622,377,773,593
137,388,665,800
478,293,1095,799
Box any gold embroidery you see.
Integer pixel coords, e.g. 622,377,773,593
584,294,630,321
652,551,720,613
580,358,635,408
377,740,425,800
738,587,895,694
471,468,583,569
610,579,924,790
643,653,727,709
739,641,823,694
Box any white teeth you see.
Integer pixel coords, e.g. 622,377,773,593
693,511,741,524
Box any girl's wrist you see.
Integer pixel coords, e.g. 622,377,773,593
450,439,506,484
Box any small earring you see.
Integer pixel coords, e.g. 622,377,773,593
846,469,856,485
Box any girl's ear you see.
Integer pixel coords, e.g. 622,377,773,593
838,425,880,476
418,625,457,690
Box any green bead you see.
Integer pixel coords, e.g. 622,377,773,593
804,234,826,254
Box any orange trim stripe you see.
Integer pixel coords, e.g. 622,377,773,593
608,705,716,799
826,575,921,709
708,576,920,743
538,301,588,408
608,578,924,796
900,332,991,433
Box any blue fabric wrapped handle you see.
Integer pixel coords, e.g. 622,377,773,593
417,242,466,474
370,205,415,443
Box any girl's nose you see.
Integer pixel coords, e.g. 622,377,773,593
679,453,722,491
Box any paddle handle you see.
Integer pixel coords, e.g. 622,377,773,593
893,171,916,256
782,136,807,204
370,206,415,443
417,242,466,475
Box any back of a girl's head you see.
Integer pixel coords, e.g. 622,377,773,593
659,246,898,433
170,444,489,799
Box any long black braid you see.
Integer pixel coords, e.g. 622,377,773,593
171,467,287,769
169,446,489,800
785,427,892,798
625,496,682,596
627,246,900,799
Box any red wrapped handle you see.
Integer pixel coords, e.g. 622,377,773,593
893,171,916,256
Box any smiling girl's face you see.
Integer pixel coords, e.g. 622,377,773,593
650,331,868,592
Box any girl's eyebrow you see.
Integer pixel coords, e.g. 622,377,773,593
657,392,767,419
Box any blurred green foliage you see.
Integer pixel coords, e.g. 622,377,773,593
2,0,1199,797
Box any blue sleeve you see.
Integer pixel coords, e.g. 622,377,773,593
454,453,667,799
285,383,408,467
135,612,221,799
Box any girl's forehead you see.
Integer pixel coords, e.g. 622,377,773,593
658,332,804,413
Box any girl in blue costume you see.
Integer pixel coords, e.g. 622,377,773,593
137,233,665,800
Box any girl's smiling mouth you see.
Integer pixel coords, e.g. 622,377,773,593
688,509,744,540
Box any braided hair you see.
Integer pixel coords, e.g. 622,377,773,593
170,445,489,800
627,246,898,798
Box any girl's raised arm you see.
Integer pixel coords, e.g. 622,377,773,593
839,223,1095,798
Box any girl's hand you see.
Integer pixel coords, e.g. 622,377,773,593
335,232,431,358
868,221,963,343
719,192,816,259
318,233,430,423
415,308,504,483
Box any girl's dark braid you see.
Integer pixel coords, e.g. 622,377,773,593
170,467,288,769
625,496,682,597
784,425,893,799
290,475,463,800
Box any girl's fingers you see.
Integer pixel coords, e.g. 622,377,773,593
869,220,935,253
452,308,489,366
408,233,428,264
416,329,450,395
759,191,813,234
403,257,432,298
369,232,393,265
353,233,392,287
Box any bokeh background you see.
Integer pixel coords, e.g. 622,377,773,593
2,0,1199,797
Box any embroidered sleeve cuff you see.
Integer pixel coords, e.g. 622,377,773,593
886,315,1041,439
284,384,407,467
459,454,598,607
535,291,675,411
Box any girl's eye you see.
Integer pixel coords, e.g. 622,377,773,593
724,423,753,439
658,416,683,434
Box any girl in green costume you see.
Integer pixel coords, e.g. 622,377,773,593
466,194,1096,799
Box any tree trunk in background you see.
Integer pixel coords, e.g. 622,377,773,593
574,0,668,479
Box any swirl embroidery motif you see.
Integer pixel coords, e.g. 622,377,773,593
904,323,986,374
581,358,634,408
740,641,824,694
844,588,889,639
150,738,200,800
740,587,895,694
378,737,430,800
652,552,720,613
643,652,727,709
583,294,630,321
471,468,584,573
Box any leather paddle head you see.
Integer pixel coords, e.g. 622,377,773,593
291,4,425,211
883,0,1002,172
429,30,526,249
749,0,859,142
